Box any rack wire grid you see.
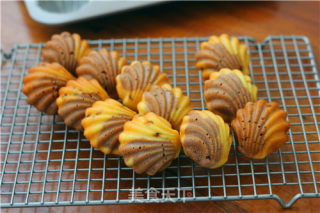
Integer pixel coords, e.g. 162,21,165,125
0,35,319,208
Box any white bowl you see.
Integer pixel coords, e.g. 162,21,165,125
24,0,166,25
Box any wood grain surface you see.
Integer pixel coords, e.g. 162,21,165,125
1,1,319,213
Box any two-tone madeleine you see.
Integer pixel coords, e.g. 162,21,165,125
119,112,181,176
196,34,249,80
82,99,136,155
231,99,290,159
137,84,192,130
56,77,109,130
42,32,91,74
116,61,169,111
76,49,126,98
204,68,257,122
180,110,232,169
22,63,76,114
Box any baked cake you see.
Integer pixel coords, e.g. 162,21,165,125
231,99,290,159
22,63,75,114
42,32,91,74
56,77,109,130
82,99,136,155
204,68,257,122
116,61,169,111
137,84,192,130
119,112,181,175
76,49,126,98
180,110,232,168
196,34,249,80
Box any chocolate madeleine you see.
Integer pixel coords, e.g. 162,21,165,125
204,68,257,122
180,110,232,168
22,63,76,114
76,49,126,98
137,84,192,130
42,32,91,74
196,34,249,80
119,112,181,176
56,77,109,130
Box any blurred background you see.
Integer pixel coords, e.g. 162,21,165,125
1,1,319,65
2,1,319,71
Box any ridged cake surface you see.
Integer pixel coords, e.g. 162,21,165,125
180,110,232,168
204,68,257,122
82,99,136,155
76,49,126,98
56,77,109,130
196,34,249,80
22,63,75,114
116,61,169,111
137,84,192,130
119,112,181,175
231,99,290,159
42,32,91,74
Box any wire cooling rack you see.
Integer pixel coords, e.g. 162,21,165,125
0,36,319,208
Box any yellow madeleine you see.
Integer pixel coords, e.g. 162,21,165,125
82,99,136,155
116,61,169,111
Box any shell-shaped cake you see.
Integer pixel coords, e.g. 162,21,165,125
137,84,192,130
204,68,257,122
196,34,250,80
56,77,109,130
82,99,136,155
42,32,91,74
119,112,181,176
180,110,232,169
231,99,290,159
116,61,169,111
22,63,76,115
76,49,127,98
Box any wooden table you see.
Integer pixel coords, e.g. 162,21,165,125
1,1,319,213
